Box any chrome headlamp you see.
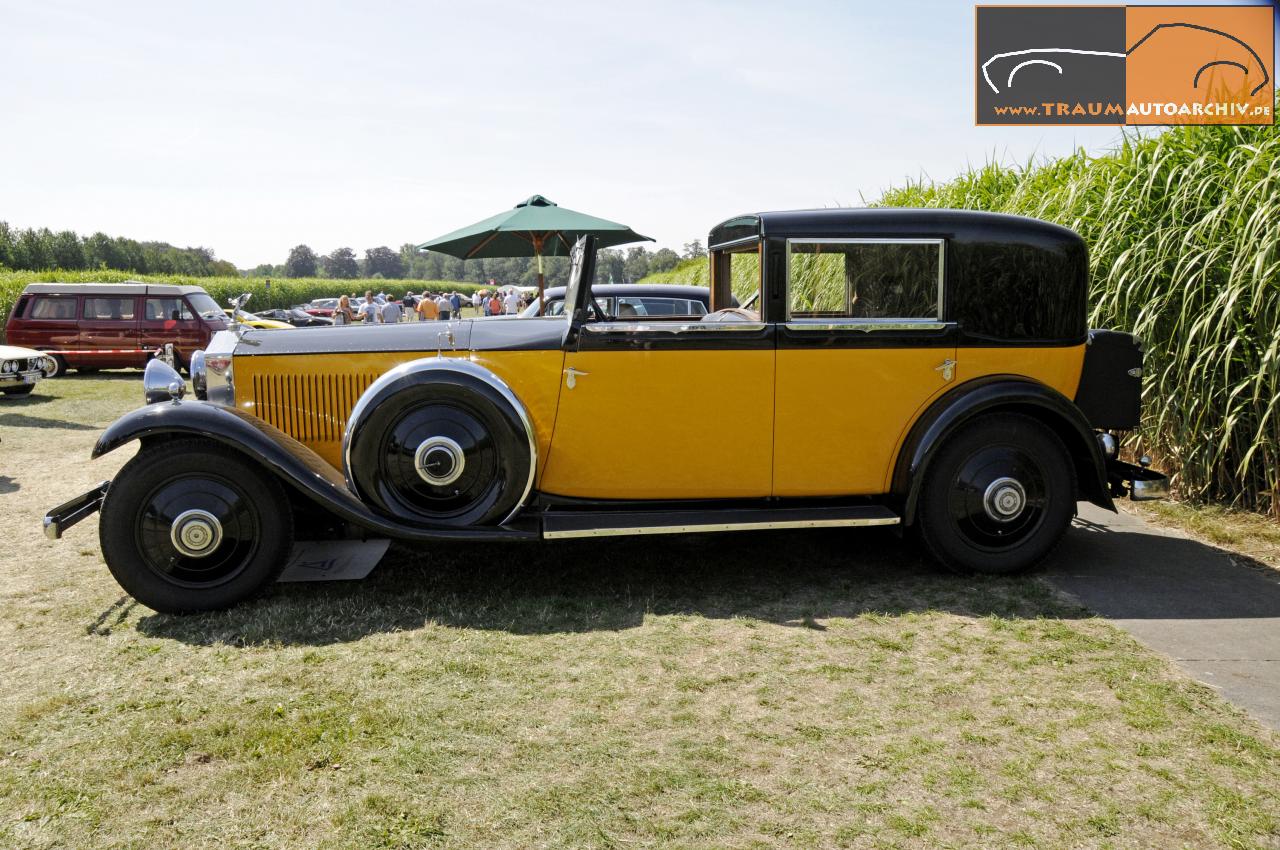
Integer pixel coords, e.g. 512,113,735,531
1,360,16,373
143,358,186,405
190,350,208,400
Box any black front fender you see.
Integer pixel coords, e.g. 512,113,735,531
93,401,536,541
892,376,1114,524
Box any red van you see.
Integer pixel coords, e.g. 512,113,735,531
5,282,230,376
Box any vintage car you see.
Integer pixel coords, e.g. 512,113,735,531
45,209,1168,613
0,343,56,395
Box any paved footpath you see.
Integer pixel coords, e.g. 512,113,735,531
1044,504,1280,730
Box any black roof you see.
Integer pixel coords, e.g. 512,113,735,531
708,208,1081,250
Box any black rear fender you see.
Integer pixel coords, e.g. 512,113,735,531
892,376,1114,524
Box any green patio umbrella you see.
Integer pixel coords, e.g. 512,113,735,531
417,195,652,312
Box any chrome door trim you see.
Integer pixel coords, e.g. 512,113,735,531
543,514,900,540
783,320,951,333
582,321,767,334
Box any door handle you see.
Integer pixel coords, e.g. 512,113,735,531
935,359,956,382
564,367,589,389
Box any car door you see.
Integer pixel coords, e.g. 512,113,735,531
80,295,141,367
140,296,201,363
772,237,957,497
539,238,775,500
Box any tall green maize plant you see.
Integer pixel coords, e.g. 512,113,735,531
881,103,1280,514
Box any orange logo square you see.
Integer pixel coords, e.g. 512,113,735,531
1126,5,1275,125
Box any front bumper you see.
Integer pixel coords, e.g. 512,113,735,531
44,481,110,539
1107,459,1170,501
0,370,44,387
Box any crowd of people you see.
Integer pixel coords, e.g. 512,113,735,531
331,286,529,325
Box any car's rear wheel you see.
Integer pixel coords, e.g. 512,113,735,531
916,413,1075,574
100,439,293,613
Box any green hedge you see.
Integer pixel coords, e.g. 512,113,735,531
0,271,483,341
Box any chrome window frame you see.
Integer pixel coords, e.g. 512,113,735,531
784,237,945,330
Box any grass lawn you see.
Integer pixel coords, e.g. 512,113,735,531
1,374,1278,849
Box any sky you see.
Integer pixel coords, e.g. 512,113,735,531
1,0,1276,269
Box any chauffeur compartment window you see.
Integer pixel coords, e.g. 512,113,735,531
787,239,942,321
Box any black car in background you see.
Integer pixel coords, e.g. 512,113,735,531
258,308,335,328
518,284,721,318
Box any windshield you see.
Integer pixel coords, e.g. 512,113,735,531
187,292,224,320
562,236,597,326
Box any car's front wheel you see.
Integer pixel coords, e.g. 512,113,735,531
916,413,1075,574
100,439,294,613
0,384,35,396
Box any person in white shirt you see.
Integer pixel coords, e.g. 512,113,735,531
503,289,520,315
436,294,452,321
472,291,482,312
380,299,403,324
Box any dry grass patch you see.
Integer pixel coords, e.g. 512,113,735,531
1131,502,1280,572
1,375,1278,849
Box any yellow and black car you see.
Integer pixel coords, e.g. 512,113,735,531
45,209,1168,612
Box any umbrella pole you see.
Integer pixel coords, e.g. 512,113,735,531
534,234,546,316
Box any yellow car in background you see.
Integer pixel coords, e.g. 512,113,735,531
222,308,292,330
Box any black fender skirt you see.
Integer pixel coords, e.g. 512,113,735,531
892,376,1115,523
92,401,537,541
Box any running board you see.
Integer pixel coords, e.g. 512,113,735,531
542,504,899,540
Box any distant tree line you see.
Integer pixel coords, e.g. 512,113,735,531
253,241,698,287
0,221,237,276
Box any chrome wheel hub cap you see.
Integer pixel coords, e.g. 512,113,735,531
170,509,223,558
983,477,1026,522
414,436,465,486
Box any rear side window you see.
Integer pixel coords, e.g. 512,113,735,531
28,296,78,320
83,297,137,321
145,298,193,321
787,239,942,321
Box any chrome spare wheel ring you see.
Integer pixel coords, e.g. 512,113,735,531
983,477,1027,522
169,509,224,558
414,436,466,487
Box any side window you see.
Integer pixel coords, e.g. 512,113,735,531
145,298,192,321
29,296,77,320
83,297,137,321
788,240,942,321
615,296,708,318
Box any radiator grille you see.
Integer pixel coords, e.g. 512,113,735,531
251,372,378,448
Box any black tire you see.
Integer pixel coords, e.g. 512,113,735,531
99,439,294,613
347,375,531,527
44,355,68,378
1,384,35,396
916,413,1075,574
